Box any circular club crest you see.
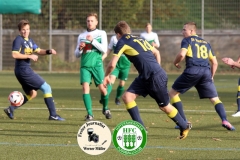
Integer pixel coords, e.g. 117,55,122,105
112,120,147,155
77,121,112,155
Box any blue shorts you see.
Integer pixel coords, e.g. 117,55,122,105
172,66,218,99
127,69,169,107
15,66,45,94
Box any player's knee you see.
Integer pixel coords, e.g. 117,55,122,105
210,97,221,105
119,80,125,86
168,89,178,98
40,82,52,94
122,93,127,102
98,84,107,95
160,103,174,114
122,92,135,103
28,90,37,100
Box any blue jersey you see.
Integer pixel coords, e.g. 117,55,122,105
12,35,39,66
181,35,215,68
114,34,161,80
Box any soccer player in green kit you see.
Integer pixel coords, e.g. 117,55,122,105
74,13,111,121
103,35,131,105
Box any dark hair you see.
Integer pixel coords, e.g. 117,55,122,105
18,19,29,31
114,21,131,35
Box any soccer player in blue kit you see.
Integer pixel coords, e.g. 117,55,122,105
169,22,235,130
104,21,191,139
4,19,65,121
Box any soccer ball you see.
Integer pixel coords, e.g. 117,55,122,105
8,91,24,107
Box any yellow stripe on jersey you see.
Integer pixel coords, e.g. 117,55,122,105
238,86,240,91
186,45,193,57
167,107,178,118
116,44,139,57
34,48,40,53
12,51,20,53
213,99,222,106
125,101,137,109
208,50,215,60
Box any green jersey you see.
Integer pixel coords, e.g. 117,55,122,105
109,35,131,69
75,29,108,67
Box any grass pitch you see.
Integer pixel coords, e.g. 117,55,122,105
0,72,239,160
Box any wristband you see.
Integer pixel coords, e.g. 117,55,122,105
46,50,52,54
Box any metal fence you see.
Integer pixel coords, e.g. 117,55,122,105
0,0,240,71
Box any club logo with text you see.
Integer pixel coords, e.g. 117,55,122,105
112,120,147,155
77,121,112,155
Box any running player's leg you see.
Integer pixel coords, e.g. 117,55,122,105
232,78,240,117
94,66,111,119
81,68,93,120
39,81,65,121
122,77,145,127
169,72,198,129
148,71,190,139
115,67,129,105
5,67,38,119
196,70,234,130
169,89,186,121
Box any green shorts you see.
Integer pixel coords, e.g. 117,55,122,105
111,66,130,81
80,66,104,86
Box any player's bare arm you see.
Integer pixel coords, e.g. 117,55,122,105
210,57,218,79
102,49,112,61
173,49,187,68
12,51,38,61
236,55,240,63
222,57,240,69
152,47,161,64
103,55,119,87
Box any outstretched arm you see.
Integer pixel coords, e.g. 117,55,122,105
103,55,119,87
222,57,240,69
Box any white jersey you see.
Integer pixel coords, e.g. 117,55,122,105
140,31,160,48
74,29,108,58
108,35,118,50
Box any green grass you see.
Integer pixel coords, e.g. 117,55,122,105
0,72,240,160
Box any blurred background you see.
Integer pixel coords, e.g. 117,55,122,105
0,0,240,72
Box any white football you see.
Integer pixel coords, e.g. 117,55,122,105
8,91,24,107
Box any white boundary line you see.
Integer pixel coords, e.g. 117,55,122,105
0,142,239,151
0,107,235,112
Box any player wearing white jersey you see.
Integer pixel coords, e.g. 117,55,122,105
140,23,160,48
74,13,111,121
140,23,161,64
